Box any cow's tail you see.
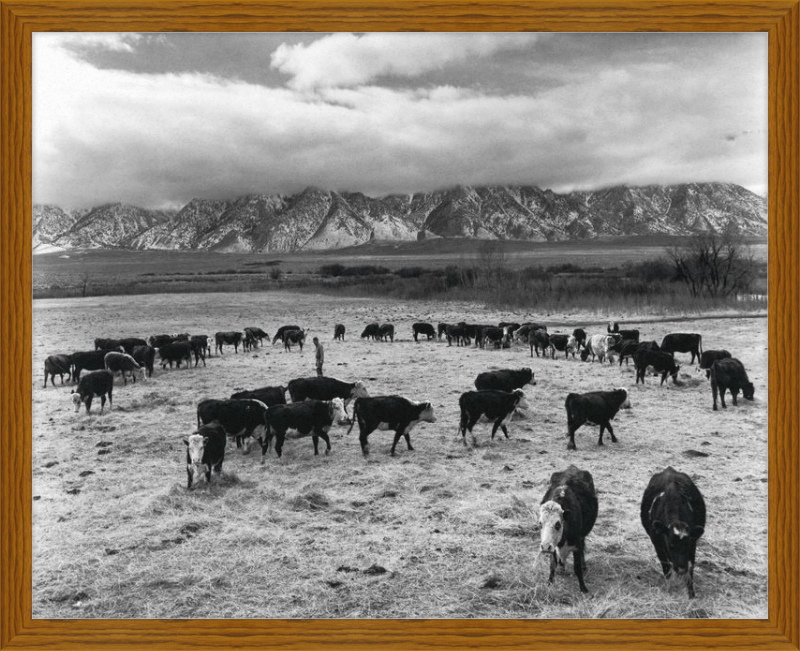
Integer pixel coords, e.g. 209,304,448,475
699,334,703,355
346,399,359,435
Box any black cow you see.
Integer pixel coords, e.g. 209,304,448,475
699,349,732,378
272,325,302,345
70,348,124,382
361,323,380,340
661,333,703,364
94,337,147,355
474,367,536,393
264,399,345,459
458,389,530,445
412,322,436,342
159,341,193,369
284,329,306,352
70,369,114,414
710,358,755,411
287,376,369,414
377,324,395,342
197,398,269,450
104,352,145,385
44,354,72,387
437,322,450,340
347,396,436,456
215,331,243,354
244,326,269,348
190,334,211,358
607,322,640,342
634,349,680,385
132,345,156,378
187,338,206,367
230,386,287,406
184,422,227,490
641,467,706,598
539,465,598,594
333,324,346,341
638,340,660,352
446,324,468,347
148,334,175,348
615,339,640,366
481,326,506,349
572,328,587,349
564,388,631,450
548,334,577,360
529,330,551,358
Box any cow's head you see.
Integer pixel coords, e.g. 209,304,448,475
351,381,370,400
539,500,566,553
512,389,530,411
70,390,83,413
418,401,436,423
616,388,632,409
329,397,346,425
135,366,147,382
520,368,536,386
580,348,591,362
743,382,755,400
184,433,207,486
651,520,705,575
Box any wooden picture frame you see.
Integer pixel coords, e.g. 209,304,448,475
2,2,798,649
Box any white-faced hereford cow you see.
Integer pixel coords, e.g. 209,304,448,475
458,389,530,446
474,367,536,392
71,369,114,414
539,465,598,594
640,466,706,598
347,396,436,457
634,350,680,386
44,354,72,387
104,351,146,384
287,377,369,415
215,331,244,354
184,421,227,490
196,398,268,450
564,388,631,450
660,333,703,364
710,358,755,411
263,398,346,460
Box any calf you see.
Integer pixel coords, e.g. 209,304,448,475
699,349,732,378
539,465,598,593
188,338,206,367
159,341,193,369
244,326,269,348
446,324,468,347
564,388,631,450
184,422,227,489
104,351,145,385
132,345,156,378
412,322,436,342
348,396,436,456
70,370,114,414
44,354,72,387
548,334,578,360
634,349,680,386
284,329,306,352
70,348,124,382
661,333,703,364
197,398,269,450
287,376,369,414
264,398,345,460
333,324,346,341
640,466,706,598
378,324,395,342
572,328,587,349
710,358,755,411
529,329,551,358
360,323,380,340
458,389,529,445
437,322,450,340
190,334,211,358
474,367,536,393
616,339,640,366
215,331,243,354
230,386,287,407
272,325,302,345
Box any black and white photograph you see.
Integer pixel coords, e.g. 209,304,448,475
31,32,768,619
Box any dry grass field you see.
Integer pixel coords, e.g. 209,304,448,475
31,291,768,619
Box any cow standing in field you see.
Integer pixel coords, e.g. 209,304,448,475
95,337,147,355
148,334,175,348
263,398,346,460
437,322,450,340
661,333,703,364
607,322,640,343
104,351,145,385
581,334,616,364
529,330,551,358
333,324,346,341
159,341,193,369
184,422,227,490
197,398,269,450
190,334,212,358
215,331,244,354
564,388,631,450
710,358,755,410
616,339,641,366
132,345,156,378
458,389,530,445
548,334,578,360
188,338,206,367
412,322,436,342
70,370,114,414
640,466,706,598
287,376,369,415
377,324,395,342
360,323,380,340
284,329,306,352
539,465,598,594
244,327,269,348
230,386,286,406
572,328,587,350
44,354,72,387
70,348,124,382
482,326,507,349
634,349,680,386
474,368,536,392
348,396,437,457
272,325,302,345
446,324,468,347
699,350,732,378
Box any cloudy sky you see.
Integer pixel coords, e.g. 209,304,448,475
33,32,767,210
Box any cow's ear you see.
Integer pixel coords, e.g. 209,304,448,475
691,525,705,539
182,438,189,447
651,520,667,536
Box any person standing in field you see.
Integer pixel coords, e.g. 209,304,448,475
313,337,324,377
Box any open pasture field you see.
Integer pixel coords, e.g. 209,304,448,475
31,292,768,619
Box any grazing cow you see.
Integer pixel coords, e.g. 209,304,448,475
70,348,124,382
547,334,577,360
661,333,703,364
412,322,436,342
564,388,631,450
616,339,641,366
458,389,529,445
437,322,450,340
231,386,287,406
446,324,468,347
197,398,269,450
361,323,380,341
348,396,436,456
641,467,706,598
184,422,227,490
104,352,145,385
263,398,346,460
581,334,616,364
710,358,755,411
44,354,72,387
474,367,536,393
699,349,732,378
333,324,346,341
272,325,302,345
572,328,587,349
634,350,680,386
539,465,598,594
482,326,507,349
378,324,395,342
529,329,551,358
148,334,175,348
244,326,269,347
132,345,156,378
287,376,369,414
215,331,244,354
70,370,114,414
158,341,193,369
284,329,306,352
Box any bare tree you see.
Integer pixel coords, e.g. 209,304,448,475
478,240,507,290
79,271,92,298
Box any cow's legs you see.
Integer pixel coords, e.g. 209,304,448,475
500,424,510,439
312,435,320,455
567,427,578,451
719,388,727,409
731,388,739,405
653,541,672,578
318,432,331,455
574,544,589,593
548,552,557,584
359,430,371,457
606,422,617,443
597,424,605,446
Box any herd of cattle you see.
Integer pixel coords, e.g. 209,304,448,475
40,318,756,599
